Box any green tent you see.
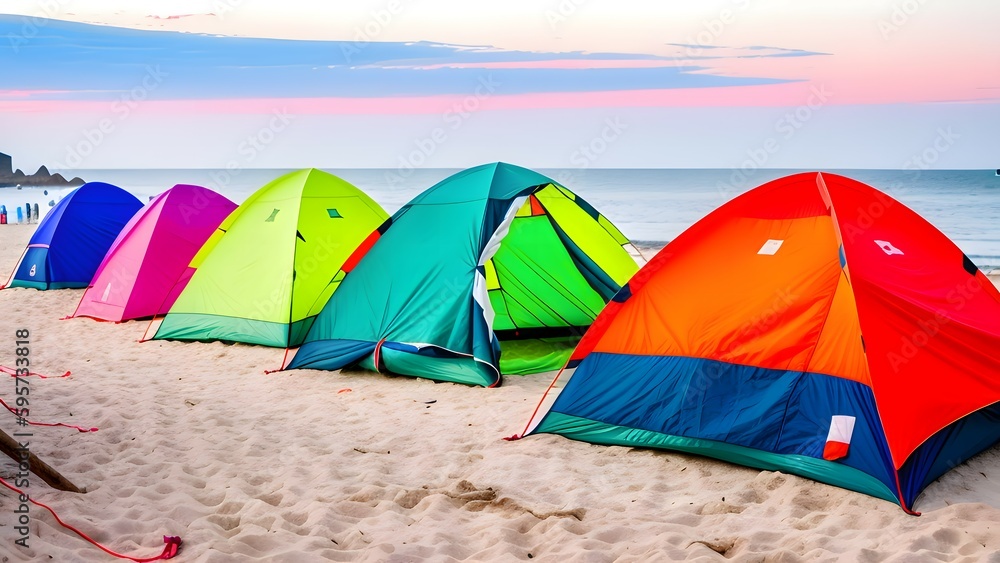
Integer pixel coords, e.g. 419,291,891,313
288,162,639,386
153,168,388,347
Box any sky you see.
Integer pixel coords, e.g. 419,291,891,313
0,1,997,171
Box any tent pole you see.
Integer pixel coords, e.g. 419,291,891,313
0,427,83,493
629,242,651,264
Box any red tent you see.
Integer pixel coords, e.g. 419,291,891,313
521,172,1000,512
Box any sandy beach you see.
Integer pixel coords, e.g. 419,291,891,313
1,223,1000,562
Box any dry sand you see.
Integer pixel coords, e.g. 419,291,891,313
0,224,999,562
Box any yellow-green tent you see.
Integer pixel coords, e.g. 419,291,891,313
154,169,388,347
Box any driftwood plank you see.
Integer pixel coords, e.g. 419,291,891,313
0,427,83,493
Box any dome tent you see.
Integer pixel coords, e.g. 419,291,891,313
152,169,388,347
289,162,639,387
73,184,237,322
518,172,1000,513
5,182,142,290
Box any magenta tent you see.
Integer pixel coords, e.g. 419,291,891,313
73,184,237,322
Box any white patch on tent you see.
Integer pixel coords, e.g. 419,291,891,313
101,282,112,303
28,264,36,276
476,195,529,342
874,239,904,256
823,415,856,460
826,415,856,444
758,239,784,255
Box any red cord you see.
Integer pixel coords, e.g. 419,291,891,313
0,365,71,379
510,364,568,440
0,477,181,561
263,347,292,374
0,397,97,433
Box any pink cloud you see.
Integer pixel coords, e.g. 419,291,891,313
0,81,995,117
0,89,77,99
0,85,798,115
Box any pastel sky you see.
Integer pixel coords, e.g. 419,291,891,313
0,1,997,170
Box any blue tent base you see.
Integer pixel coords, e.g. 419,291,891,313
533,411,900,505
6,280,87,290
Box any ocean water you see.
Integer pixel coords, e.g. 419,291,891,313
2,168,998,269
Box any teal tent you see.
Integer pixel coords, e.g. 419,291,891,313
289,163,639,386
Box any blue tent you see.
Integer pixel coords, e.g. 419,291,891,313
5,182,142,290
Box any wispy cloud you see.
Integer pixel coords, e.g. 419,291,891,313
665,44,831,59
0,16,804,104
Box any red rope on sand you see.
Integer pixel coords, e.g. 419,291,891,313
1,247,28,289
0,365,71,379
263,347,292,374
504,364,569,441
0,477,181,561
0,397,97,433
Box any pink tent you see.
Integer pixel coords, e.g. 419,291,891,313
73,184,237,322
